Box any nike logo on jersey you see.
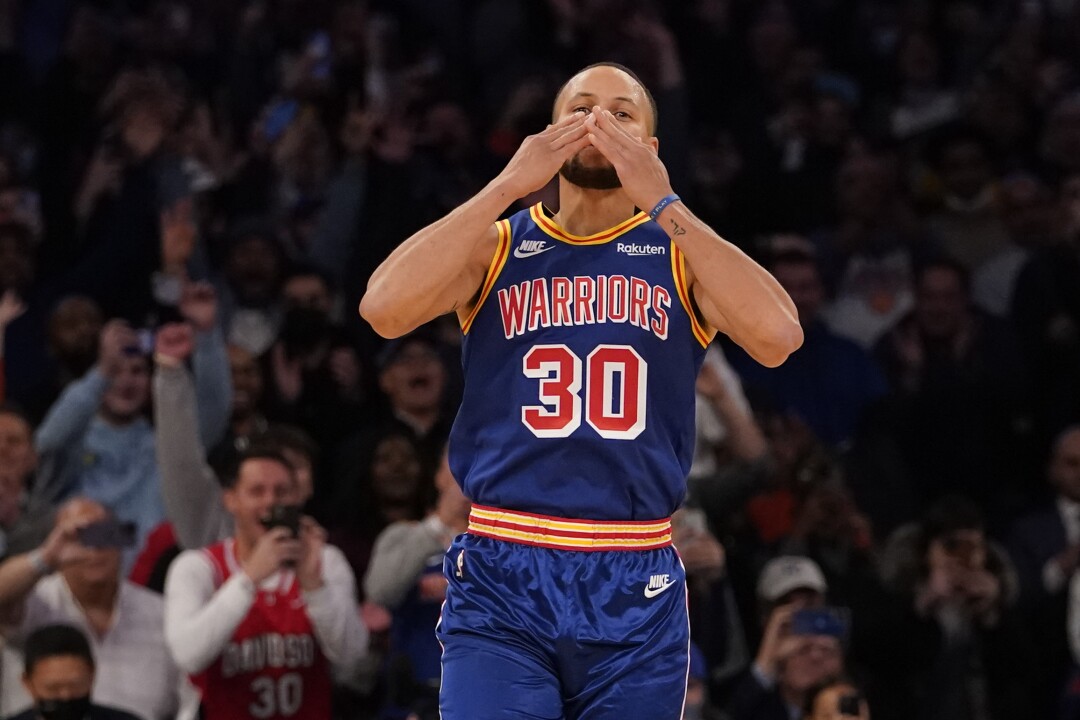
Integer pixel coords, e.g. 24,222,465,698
514,240,555,258
644,573,677,598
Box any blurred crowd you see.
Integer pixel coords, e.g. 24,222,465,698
1,0,1080,718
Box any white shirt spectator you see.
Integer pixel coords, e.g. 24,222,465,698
1,573,182,719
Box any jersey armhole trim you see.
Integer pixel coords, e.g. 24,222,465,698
461,219,512,334
670,243,714,348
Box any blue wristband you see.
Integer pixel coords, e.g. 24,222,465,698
649,194,681,221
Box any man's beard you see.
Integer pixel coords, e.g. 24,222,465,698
559,154,622,190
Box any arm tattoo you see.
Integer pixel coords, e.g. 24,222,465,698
669,219,686,236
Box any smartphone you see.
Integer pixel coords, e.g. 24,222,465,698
262,99,299,143
791,607,849,638
838,692,862,717
260,504,301,538
77,518,137,549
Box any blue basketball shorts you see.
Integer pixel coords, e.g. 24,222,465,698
436,505,690,720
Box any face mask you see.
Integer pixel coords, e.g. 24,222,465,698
36,695,91,720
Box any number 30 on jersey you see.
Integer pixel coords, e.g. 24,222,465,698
521,344,647,440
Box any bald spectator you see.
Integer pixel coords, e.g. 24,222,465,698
0,498,182,719
1009,426,1080,718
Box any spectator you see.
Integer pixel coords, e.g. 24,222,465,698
260,264,367,464
152,323,319,551
671,507,748,689
874,257,1031,527
3,623,140,720
725,249,887,449
1010,426,1080,718
971,172,1058,318
0,498,182,719
207,343,268,474
21,295,102,425
1012,177,1080,439
782,471,882,614
803,677,870,720
870,496,1033,720
214,221,285,357
163,446,368,720
0,406,50,560
722,585,846,720
31,320,164,564
924,125,1009,273
0,290,26,402
814,150,929,349
364,448,468,719
332,326,450,517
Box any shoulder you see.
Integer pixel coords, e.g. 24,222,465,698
164,548,218,590
319,543,356,582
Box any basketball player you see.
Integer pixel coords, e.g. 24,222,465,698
162,447,367,720
360,63,802,719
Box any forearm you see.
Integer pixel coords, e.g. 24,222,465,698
364,521,445,608
660,203,801,366
165,555,255,673
305,548,368,670
0,550,44,611
193,327,232,449
34,368,108,452
359,177,512,337
708,394,767,462
154,365,227,549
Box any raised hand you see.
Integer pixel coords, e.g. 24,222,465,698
154,322,195,364
98,319,137,377
179,282,218,333
497,113,592,199
242,527,301,585
0,290,25,328
161,197,197,276
39,516,97,570
583,107,673,212
296,516,326,591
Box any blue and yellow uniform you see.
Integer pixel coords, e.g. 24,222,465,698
439,203,712,719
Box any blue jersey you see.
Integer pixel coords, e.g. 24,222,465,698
448,203,712,521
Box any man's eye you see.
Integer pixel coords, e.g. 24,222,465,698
573,107,589,114
615,111,631,119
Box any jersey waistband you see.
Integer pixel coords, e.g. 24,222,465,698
467,504,672,551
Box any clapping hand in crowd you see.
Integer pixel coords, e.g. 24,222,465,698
98,319,139,376
179,282,218,333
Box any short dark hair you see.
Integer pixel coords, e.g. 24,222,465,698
24,624,94,677
261,424,319,466
766,249,821,277
553,62,659,135
922,494,984,541
220,445,295,490
915,255,970,294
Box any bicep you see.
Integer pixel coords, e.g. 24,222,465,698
453,223,504,325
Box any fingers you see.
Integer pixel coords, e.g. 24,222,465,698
551,120,590,150
545,113,588,134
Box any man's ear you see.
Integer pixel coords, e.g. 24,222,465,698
649,136,659,154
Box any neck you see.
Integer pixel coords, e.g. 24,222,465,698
98,407,137,427
67,576,118,612
779,684,805,712
395,407,439,435
553,181,638,236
